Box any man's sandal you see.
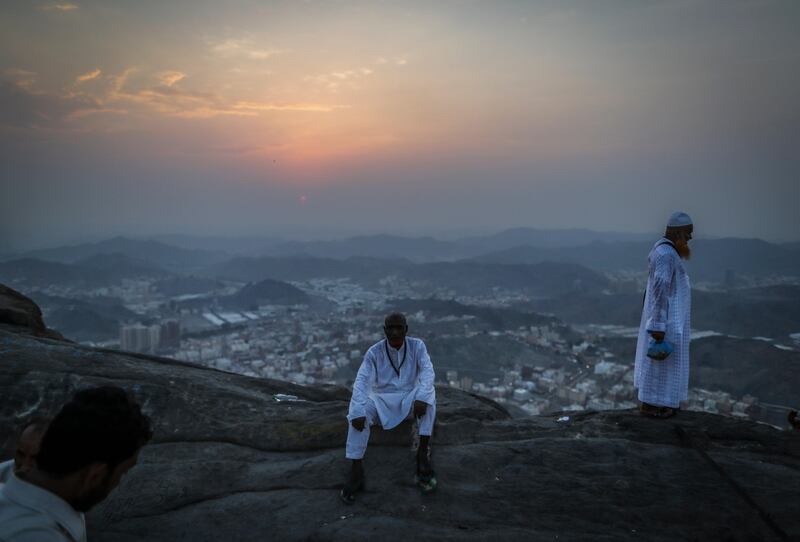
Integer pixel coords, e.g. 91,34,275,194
640,403,677,419
416,456,438,494
339,472,364,504
655,407,677,419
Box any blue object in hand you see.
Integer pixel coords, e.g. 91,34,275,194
647,339,674,361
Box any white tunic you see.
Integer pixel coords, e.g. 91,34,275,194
0,459,12,485
348,337,436,430
0,472,87,542
634,238,692,408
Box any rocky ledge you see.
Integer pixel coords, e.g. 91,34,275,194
0,285,798,541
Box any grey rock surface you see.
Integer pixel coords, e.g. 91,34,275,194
1,284,798,541
0,284,65,341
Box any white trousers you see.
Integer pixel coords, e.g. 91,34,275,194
345,398,436,460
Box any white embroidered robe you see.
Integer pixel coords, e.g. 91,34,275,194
634,239,692,408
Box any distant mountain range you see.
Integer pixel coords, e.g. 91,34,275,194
207,255,401,284
258,232,800,281
0,258,82,288
2,228,654,264
457,227,654,251
209,256,609,297
14,237,228,271
261,228,655,261
267,234,463,262
470,238,800,281
0,253,170,289
150,234,286,255
4,231,800,288
74,253,168,277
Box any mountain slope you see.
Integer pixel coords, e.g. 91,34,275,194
524,286,800,340
209,256,609,296
0,254,168,289
471,238,800,280
21,236,228,270
0,284,797,541
219,279,313,310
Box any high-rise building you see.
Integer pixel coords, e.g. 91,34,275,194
120,324,151,353
148,326,160,353
120,323,165,354
159,319,181,349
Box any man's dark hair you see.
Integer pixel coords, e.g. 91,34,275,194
384,312,407,327
36,386,153,477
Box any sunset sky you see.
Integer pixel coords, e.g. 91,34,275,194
1,0,799,250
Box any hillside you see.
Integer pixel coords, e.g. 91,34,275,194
596,335,800,408
209,256,608,296
0,285,798,541
0,253,168,289
471,238,800,281
19,237,228,271
525,286,800,341
221,279,314,309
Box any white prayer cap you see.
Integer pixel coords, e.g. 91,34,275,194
667,211,693,228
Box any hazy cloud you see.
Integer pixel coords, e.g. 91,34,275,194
3,69,38,92
64,107,127,120
0,65,346,125
75,69,102,84
231,101,349,112
305,67,375,92
208,37,285,60
375,56,408,66
38,2,79,12
0,78,99,128
157,71,186,87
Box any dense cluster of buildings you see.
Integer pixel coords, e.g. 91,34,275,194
47,274,782,428
438,326,638,415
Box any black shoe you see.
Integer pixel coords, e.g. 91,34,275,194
340,463,364,504
416,452,437,494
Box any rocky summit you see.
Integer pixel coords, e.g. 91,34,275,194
0,285,798,541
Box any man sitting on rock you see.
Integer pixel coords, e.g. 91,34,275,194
0,418,49,485
341,312,437,503
0,386,152,542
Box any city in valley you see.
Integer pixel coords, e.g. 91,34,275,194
4,234,796,430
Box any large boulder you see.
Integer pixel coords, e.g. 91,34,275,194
0,284,798,541
0,284,65,341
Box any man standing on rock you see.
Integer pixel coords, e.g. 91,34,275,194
0,386,152,541
341,312,437,503
634,212,694,419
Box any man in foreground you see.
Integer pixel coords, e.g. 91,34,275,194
634,211,694,419
0,419,49,484
0,386,153,541
341,312,436,503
